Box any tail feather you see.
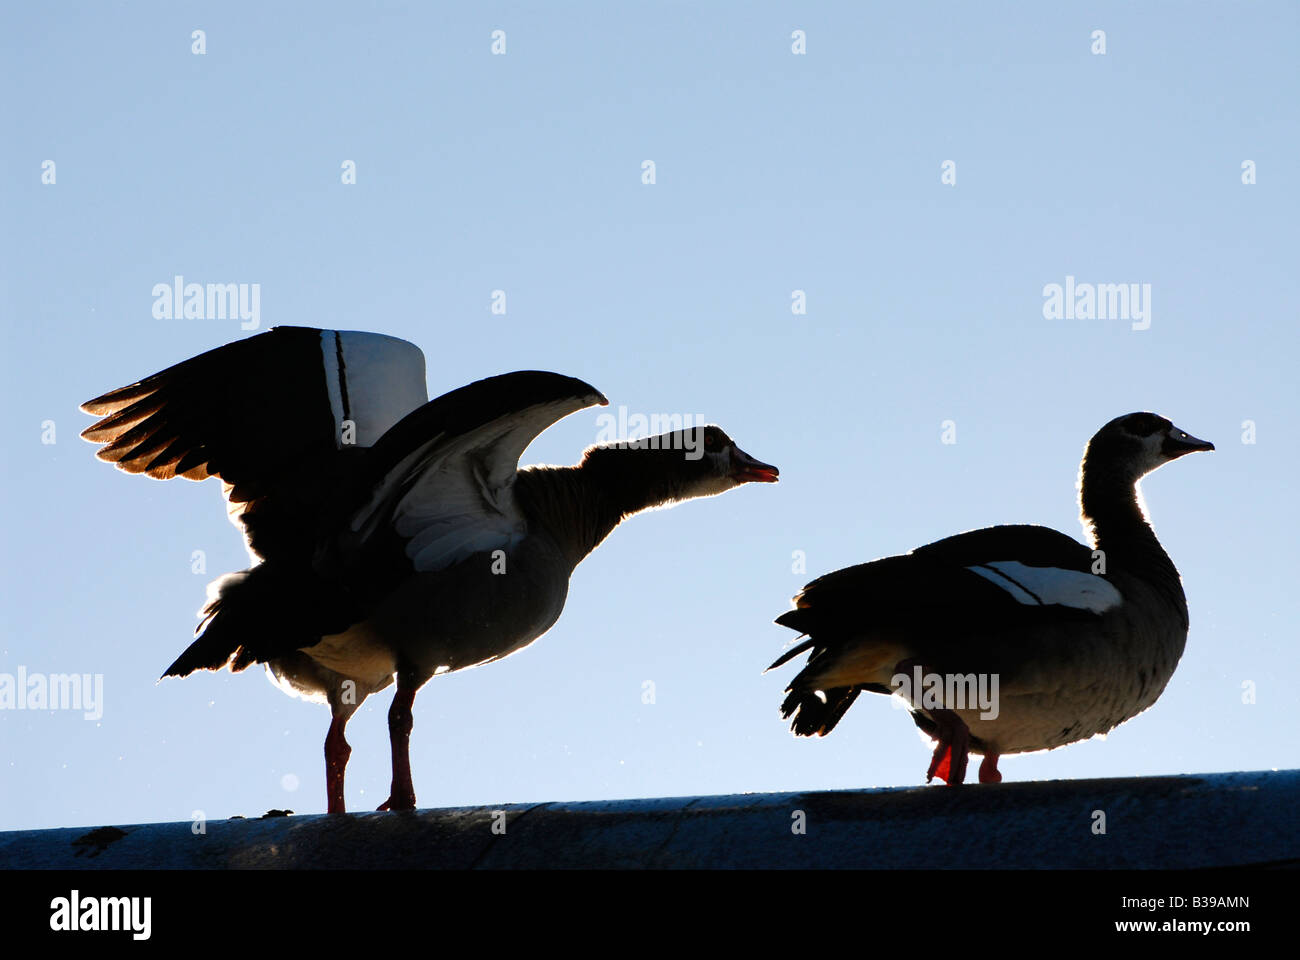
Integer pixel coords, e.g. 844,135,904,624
780,683,863,737
773,591,907,725
771,614,860,736
766,637,815,672
774,607,813,635
162,565,351,679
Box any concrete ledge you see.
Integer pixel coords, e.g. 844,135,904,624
3,769,1296,869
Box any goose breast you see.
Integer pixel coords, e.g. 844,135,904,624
307,532,575,682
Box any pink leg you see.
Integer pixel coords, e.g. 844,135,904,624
377,679,417,812
978,752,1002,784
324,716,351,814
925,709,971,785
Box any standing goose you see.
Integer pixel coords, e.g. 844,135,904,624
82,326,778,812
769,412,1211,785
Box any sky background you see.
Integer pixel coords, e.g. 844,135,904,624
2,2,1296,831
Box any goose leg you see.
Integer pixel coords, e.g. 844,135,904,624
377,675,418,811
324,716,352,814
978,752,1002,784
925,709,971,785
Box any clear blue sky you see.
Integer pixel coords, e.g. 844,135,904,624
2,2,1296,831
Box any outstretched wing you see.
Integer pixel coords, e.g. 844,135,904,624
80,326,428,562
164,370,607,678
332,371,608,579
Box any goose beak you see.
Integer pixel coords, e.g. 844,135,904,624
731,446,779,483
1164,427,1214,457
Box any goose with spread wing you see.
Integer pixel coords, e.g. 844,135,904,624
82,326,778,812
769,412,1211,785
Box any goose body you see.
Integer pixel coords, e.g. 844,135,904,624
770,413,1211,784
268,529,575,701
82,326,778,811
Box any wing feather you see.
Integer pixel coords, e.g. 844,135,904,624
81,326,428,562
335,371,607,577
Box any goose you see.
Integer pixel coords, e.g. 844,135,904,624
769,412,1211,785
81,326,778,812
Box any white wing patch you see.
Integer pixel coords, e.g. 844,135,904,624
394,452,526,573
966,561,1122,614
320,331,427,447
349,398,589,575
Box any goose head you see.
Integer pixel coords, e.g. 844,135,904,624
691,423,781,495
1083,412,1215,483
582,423,778,508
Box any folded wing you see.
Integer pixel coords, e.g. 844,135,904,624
774,524,1118,679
